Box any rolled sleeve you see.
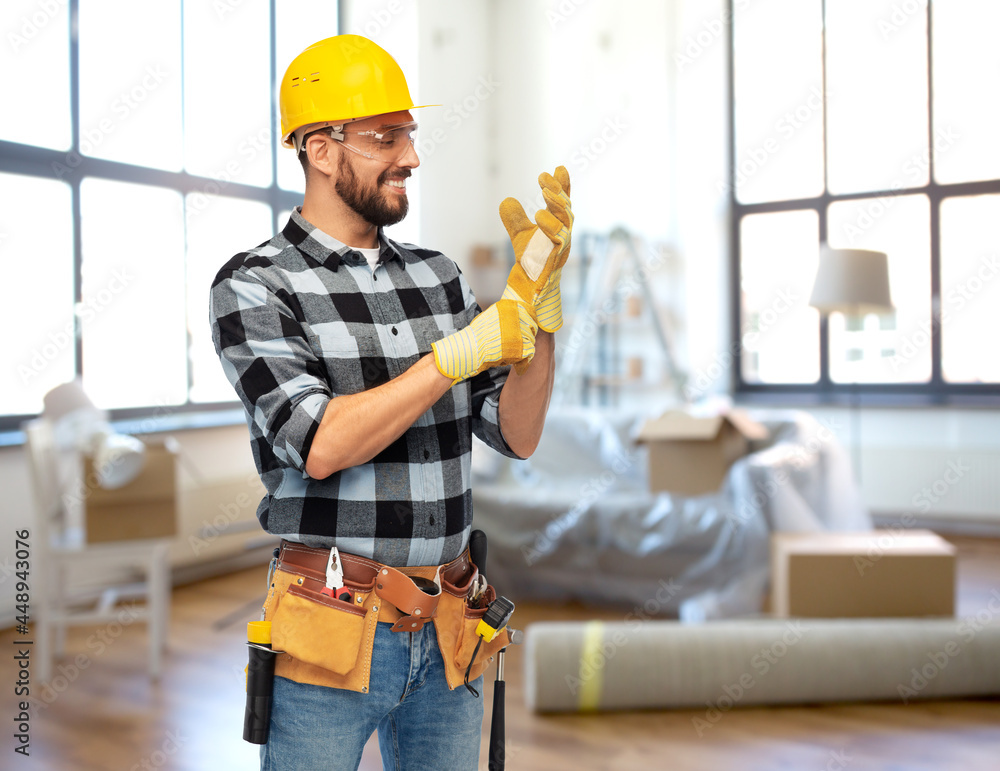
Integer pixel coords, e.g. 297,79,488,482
470,366,522,459
211,270,331,472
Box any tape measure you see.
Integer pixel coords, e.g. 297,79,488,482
476,596,515,643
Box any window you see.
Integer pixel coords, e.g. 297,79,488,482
0,0,339,432
729,0,1000,400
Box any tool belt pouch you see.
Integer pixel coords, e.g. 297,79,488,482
436,577,511,691
263,566,378,694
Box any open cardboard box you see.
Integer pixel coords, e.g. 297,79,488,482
636,408,769,496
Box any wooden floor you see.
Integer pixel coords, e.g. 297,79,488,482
4,536,999,770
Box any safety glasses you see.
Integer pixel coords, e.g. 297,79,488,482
329,120,418,163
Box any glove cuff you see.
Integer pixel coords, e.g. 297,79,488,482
432,299,535,384
432,325,478,384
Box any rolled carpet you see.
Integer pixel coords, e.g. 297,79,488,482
524,616,1000,713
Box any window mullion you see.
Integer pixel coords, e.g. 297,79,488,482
926,0,942,387
69,0,83,382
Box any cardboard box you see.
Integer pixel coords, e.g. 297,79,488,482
83,438,178,544
636,409,769,496
770,530,956,618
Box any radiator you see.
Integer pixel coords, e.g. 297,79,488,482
861,447,1000,521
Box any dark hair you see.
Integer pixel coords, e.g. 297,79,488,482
296,127,335,179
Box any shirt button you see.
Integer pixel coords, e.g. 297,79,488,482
392,327,398,336
423,450,430,460
373,274,378,281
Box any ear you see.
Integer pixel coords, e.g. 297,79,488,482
304,133,336,179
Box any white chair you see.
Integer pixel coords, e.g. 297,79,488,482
23,418,172,681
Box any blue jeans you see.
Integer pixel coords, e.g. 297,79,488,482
261,621,484,770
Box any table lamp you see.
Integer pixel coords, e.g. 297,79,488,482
809,247,894,486
42,380,147,489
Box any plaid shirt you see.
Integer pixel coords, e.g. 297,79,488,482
210,208,518,566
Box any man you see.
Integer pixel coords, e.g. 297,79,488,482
210,34,571,770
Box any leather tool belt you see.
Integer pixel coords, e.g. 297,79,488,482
261,540,509,693
275,541,466,632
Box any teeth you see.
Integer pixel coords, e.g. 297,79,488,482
386,179,406,188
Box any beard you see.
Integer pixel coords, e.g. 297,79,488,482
335,152,409,227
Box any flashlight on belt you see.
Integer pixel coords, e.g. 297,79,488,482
243,621,277,745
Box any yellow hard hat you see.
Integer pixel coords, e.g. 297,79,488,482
279,34,433,149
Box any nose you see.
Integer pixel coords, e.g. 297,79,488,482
397,137,420,170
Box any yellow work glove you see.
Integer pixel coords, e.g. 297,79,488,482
499,166,573,333
432,299,538,384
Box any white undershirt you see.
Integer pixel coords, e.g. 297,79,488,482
357,246,380,271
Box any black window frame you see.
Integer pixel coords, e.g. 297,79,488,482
727,0,1000,406
0,0,325,437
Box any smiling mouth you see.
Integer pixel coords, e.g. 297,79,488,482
384,178,407,193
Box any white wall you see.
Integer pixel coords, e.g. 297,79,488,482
805,405,1000,529
490,0,680,241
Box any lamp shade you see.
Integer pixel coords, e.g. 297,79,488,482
41,380,147,489
809,247,894,315
42,379,109,449
43,379,101,423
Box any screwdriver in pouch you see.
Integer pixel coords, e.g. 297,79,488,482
469,529,488,607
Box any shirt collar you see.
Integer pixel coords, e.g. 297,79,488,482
283,207,405,270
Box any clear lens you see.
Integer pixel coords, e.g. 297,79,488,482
341,122,417,163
